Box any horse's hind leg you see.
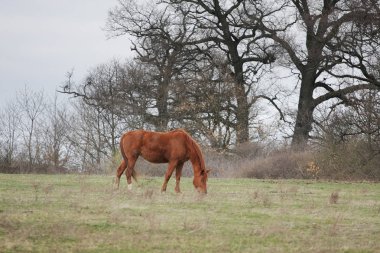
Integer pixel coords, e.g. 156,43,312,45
115,160,127,189
125,157,137,191
175,162,184,193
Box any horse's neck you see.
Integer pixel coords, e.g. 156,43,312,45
190,155,201,169
189,157,203,176
188,142,205,174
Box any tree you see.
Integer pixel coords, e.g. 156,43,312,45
64,100,110,173
61,61,144,172
61,60,137,154
42,94,71,168
164,0,276,143
328,6,380,88
0,101,20,166
251,0,380,148
107,0,202,131
17,86,45,169
171,52,237,149
316,90,380,148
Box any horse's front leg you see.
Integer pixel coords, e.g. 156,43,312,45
175,162,184,193
161,161,178,192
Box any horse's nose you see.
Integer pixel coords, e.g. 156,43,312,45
197,187,207,194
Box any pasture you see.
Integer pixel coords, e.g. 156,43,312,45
0,174,379,252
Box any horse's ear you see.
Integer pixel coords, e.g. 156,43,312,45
206,169,212,174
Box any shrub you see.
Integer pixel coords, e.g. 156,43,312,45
314,139,380,180
237,149,315,179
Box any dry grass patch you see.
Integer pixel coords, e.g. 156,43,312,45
0,175,379,252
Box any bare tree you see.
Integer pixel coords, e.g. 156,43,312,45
107,0,202,131
248,0,380,148
316,90,380,148
61,60,137,154
171,52,237,149
42,94,71,169
0,101,20,166
327,8,380,88
17,86,45,170
163,0,277,144
64,100,107,173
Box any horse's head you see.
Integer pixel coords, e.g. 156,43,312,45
193,169,211,194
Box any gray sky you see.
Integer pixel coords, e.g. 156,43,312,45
0,0,132,105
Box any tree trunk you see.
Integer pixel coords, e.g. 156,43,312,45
27,119,34,170
156,75,170,131
291,69,315,149
233,65,250,144
291,33,323,149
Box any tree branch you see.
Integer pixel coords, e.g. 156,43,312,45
312,83,379,108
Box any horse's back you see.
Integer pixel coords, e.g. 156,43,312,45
143,130,189,152
121,129,190,163
123,129,189,144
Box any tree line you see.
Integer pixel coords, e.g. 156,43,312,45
1,0,380,177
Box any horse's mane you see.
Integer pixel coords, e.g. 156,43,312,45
170,128,188,134
181,131,206,173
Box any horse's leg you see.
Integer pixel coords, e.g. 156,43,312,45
115,159,127,189
161,161,178,192
125,157,137,191
175,162,184,193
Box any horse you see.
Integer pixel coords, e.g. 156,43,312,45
115,129,210,193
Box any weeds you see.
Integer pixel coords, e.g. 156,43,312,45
261,193,272,208
253,191,259,200
43,184,54,195
329,213,343,236
143,189,154,200
330,191,340,204
182,219,207,234
32,182,40,202
306,161,320,179
145,213,160,231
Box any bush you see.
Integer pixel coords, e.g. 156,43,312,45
202,143,317,179
315,139,380,180
0,164,70,174
236,149,315,179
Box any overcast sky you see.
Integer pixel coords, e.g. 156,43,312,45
0,0,132,105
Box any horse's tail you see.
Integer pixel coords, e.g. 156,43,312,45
120,134,137,182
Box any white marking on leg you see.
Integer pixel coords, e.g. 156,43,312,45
127,183,132,191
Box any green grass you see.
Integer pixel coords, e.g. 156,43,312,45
0,174,379,252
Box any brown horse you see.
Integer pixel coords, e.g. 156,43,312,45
115,129,209,193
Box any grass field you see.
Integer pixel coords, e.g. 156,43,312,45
0,174,379,252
